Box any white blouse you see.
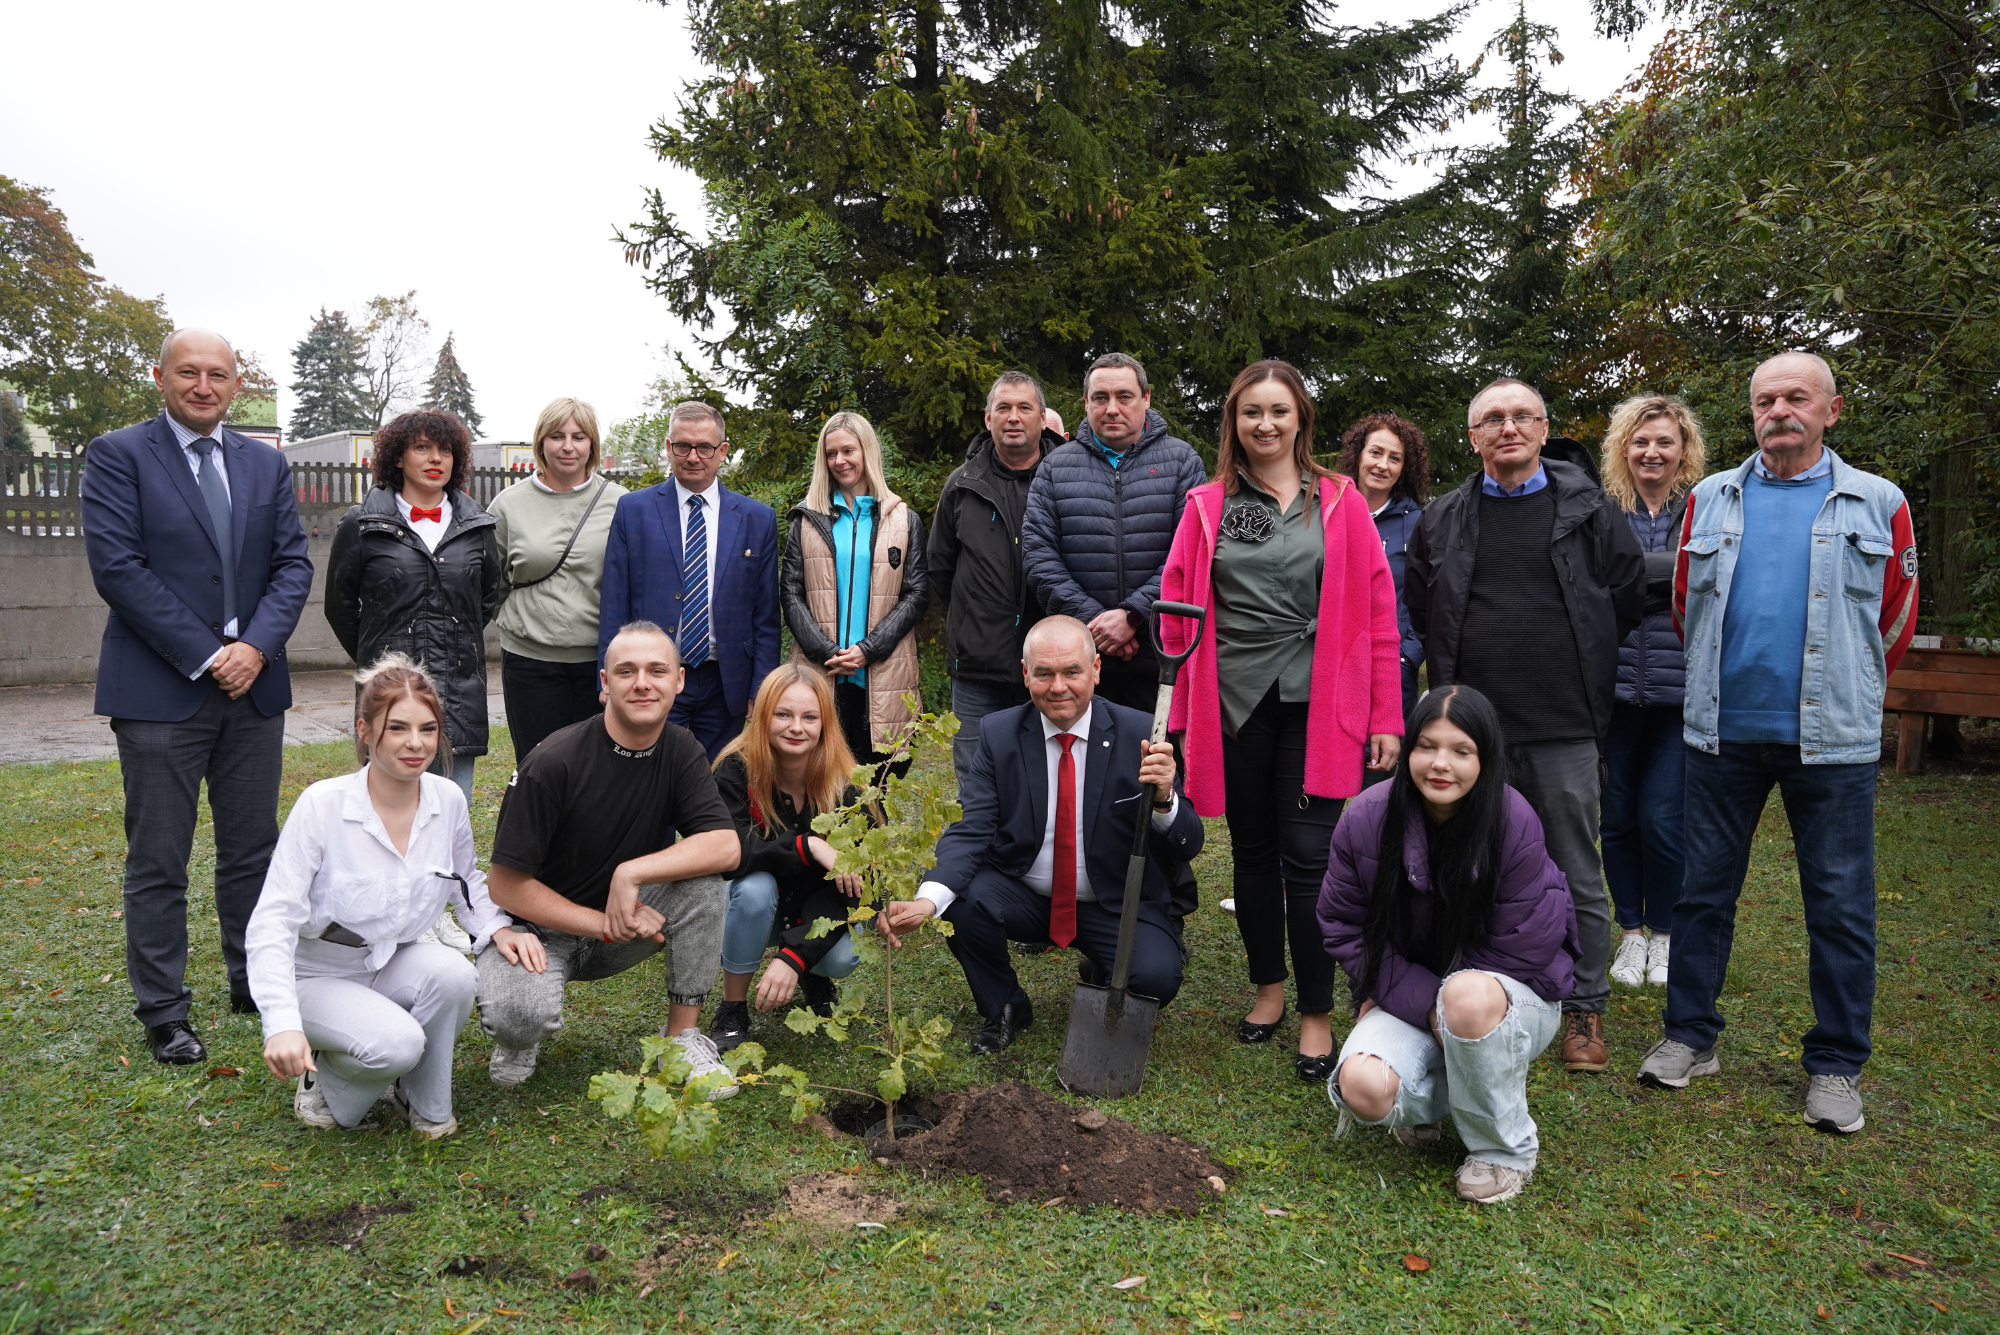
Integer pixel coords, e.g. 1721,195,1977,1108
246,767,511,1039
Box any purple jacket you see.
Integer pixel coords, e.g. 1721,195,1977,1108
1317,781,1580,1030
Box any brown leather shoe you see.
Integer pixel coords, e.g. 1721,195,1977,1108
1559,1010,1608,1072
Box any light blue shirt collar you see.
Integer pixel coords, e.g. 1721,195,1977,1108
1479,463,1548,498
1751,447,1833,483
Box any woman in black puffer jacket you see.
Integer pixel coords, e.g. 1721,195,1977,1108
327,410,501,800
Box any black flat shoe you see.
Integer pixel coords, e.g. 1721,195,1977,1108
708,1000,751,1053
229,992,259,1015
1237,1003,1287,1044
1295,1051,1337,1083
801,972,836,1018
971,999,1033,1055
146,1020,207,1065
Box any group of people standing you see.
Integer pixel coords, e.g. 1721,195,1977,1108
81,329,1916,1205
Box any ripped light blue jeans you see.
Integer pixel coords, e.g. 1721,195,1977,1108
719,872,861,978
1326,970,1562,1172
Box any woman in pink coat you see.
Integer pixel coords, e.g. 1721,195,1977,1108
1159,360,1405,1080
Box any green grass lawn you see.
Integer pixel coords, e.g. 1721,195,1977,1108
1,732,1996,1333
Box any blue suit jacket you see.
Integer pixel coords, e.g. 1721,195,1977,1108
931,700,1203,920
597,481,780,717
81,414,314,721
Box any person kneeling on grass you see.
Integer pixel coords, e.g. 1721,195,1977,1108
477,621,742,1097
708,662,868,1052
1317,684,1580,1205
249,655,535,1139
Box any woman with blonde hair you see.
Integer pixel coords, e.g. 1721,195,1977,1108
1597,394,1706,990
248,654,541,1137
780,411,930,770
707,662,867,1051
489,397,626,759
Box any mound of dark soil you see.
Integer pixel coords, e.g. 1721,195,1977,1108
873,1082,1229,1214
279,1199,413,1247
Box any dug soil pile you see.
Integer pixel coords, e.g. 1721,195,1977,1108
873,1081,1229,1214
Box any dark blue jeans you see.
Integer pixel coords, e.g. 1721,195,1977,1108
949,676,1030,789
1601,702,1686,933
1667,743,1878,1075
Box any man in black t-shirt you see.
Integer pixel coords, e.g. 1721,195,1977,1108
478,621,742,1094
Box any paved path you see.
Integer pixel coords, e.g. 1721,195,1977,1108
0,671,508,766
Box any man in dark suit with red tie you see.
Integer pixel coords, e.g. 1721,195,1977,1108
81,330,313,1065
878,615,1202,1054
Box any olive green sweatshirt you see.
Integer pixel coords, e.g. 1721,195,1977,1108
489,474,627,663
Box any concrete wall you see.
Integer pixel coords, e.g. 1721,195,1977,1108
0,531,500,687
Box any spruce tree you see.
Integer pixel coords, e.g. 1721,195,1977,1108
288,308,371,440
421,332,483,437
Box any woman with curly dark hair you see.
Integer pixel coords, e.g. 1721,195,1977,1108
328,410,501,809
1337,414,1431,723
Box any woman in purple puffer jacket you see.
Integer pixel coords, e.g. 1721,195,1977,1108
1316,684,1580,1205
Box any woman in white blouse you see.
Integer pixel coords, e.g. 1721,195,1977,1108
247,655,545,1137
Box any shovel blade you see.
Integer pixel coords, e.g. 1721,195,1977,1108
1056,983,1160,1099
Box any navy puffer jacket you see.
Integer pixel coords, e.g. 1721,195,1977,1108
1020,410,1206,665
1615,491,1687,708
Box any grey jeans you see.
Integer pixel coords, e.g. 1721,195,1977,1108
295,938,478,1127
1507,739,1609,1013
476,876,726,1050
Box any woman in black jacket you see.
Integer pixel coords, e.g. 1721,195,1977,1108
327,410,501,802
707,662,865,1053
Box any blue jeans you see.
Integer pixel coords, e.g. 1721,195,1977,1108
949,677,1030,788
1601,702,1685,933
718,872,860,978
432,755,474,802
1668,743,1878,1074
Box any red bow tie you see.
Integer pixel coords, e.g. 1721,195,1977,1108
409,506,443,523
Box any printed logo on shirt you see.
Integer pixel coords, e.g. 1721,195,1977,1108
1900,545,1918,578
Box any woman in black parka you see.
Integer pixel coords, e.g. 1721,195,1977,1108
328,410,501,802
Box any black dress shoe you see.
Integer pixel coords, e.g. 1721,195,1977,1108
229,992,259,1015
1295,1051,1338,1083
1076,954,1102,987
970,999,1033,1055
1237,1002,1287,1044
146,1020,207,1066
801,972,836,1018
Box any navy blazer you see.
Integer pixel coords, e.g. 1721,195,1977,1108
931,700,1203,922
597,481,780,718
81,414,313,721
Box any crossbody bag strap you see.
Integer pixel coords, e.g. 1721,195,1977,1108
508,475,611,590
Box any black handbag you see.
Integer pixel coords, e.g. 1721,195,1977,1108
507,475,612,590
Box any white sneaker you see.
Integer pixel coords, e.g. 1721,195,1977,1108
1455,1157,1529,1204
1218,898,1237,915
1610,933,1648,988
294,1069,337,1129
1645,933,1671,987
668,1027,739,1101
387,1083,458,1140
488,1042,540,1087
1390,1120,1445,1148
430,909,473,953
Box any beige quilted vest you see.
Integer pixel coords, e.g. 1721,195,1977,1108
793,497,920,751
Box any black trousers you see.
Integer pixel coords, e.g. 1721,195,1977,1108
670,660,743,761
500,650,603,760
835,679,911,781
112,686,285,1026
1092,659,1199,919
942,869,1184,1018
1222,684,1345,1014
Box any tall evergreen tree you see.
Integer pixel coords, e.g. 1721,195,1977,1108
421,332,483,436
288,307,371,440
621,0,1471,504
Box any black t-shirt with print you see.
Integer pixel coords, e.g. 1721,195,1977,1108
490,716,733,911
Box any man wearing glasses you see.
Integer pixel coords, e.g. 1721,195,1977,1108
1405,378,1645,1073
599,402,780,758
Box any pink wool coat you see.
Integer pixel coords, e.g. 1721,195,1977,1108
1159,473,1404,815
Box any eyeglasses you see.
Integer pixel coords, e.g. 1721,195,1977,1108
1470,414,1545,435
667,441,723,459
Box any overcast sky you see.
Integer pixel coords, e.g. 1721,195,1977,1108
2,0,1659,442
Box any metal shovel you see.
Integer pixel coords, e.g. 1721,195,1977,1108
1056,599,1208,1099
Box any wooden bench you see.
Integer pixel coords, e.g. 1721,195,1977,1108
1886,642,2000,774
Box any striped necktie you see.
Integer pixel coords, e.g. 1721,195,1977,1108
680,493,710,667
190,438,237,632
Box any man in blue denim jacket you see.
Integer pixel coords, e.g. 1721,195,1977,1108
1637,353,1917,1136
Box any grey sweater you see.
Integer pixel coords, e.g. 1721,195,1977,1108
489,474,627,663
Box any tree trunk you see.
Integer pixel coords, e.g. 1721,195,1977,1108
1923,439,1979,632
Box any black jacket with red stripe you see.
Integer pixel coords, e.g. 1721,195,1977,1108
713,753,863,975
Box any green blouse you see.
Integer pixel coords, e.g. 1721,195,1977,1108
1213,478,1321,735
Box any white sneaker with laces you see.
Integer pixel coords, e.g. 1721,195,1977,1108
1645,932,1671,987
430,909,473,953
387,1083,459,1140
1610,933,1648,988
1455,1157,1529,1204
488,1042,540,1087
668,1027,739,1101
294,1069,337,1130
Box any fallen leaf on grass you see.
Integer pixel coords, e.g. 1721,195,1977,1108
493,1309,524,1316
206,1066,241,1078
1403,1255,1431,1273
1041,1197,1064,1209
451,1318,491,1335
1885,1251,1930,1267
1262,1207,1286,1217
1816,1306,1831,1319
1930,1300,1948,1313
1112,1276,1146,1290
118,1055,129,1067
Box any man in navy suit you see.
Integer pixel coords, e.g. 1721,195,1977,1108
598,402,779,758
879,616,1202,1054
81,330,313,1065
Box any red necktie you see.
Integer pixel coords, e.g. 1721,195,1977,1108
1050,733,1078,948
409,505,442,523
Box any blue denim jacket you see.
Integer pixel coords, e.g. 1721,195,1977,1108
1679,449,1914,764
